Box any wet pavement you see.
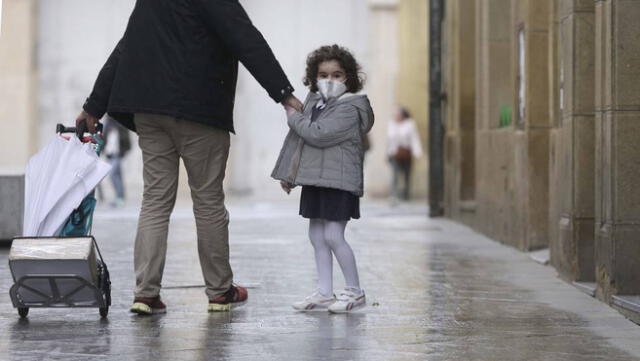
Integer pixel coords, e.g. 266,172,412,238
0,199,639,360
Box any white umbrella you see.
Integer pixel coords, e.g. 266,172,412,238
23,135,111,237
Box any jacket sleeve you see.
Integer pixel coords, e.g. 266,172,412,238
83,36,126,119
287,106,360,149
195,0,294,103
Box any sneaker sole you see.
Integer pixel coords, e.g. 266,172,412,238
208,300,247,312
130,302,166,315
291,306,329,313
292,304,332,312
329,302,366,314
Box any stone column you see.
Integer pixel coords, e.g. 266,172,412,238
397,0,429,200
0,0,38,169
475,0,513,133
365,0,399,197
595,0,640,301
514,0,553,250
443,0,476,222
0,0,38,239
474,0,519,243
473,0,552,251
550,0,596,283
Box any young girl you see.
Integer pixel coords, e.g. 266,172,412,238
272,45,374,313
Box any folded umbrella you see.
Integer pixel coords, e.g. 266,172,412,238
23,136,69,236
23,135,111,237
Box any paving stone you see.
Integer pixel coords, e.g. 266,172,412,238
0,199,638,360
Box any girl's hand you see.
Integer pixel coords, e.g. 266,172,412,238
280,181,292,195
282,95,303,112
284,104,298,116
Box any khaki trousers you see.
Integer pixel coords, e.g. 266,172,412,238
133,114,232,299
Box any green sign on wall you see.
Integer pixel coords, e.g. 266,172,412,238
499,105,512,128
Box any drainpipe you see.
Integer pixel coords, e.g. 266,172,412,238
429,0,445,217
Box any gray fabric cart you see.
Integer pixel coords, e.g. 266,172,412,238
9,236,111,318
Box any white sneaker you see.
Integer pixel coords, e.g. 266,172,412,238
292,291,336,312
328,288,366,313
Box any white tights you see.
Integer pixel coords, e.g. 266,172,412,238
308,219,361,297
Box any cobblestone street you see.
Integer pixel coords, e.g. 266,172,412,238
0,200,639,360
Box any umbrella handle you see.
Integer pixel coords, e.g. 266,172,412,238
75,120,88,139
56,123,104,139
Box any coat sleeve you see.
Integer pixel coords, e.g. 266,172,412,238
83,36,126,119
287,106,360,149
194,0,294,103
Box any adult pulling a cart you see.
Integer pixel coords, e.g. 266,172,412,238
75,0,302,315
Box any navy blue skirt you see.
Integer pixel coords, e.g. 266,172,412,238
299,186,360,221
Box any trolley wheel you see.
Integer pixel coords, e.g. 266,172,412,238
99,307,109,318
18,307,29,318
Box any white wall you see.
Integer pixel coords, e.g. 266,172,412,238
37,0,392,202
38,0,142,201
38,0,134,140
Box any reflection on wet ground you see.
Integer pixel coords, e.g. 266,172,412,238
0,201,638,360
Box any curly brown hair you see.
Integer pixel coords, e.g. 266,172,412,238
303,45,364,93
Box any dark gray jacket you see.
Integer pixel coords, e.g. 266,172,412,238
84,0,294,133
271,92,374,196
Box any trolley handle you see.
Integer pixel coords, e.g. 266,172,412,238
56,121,103,140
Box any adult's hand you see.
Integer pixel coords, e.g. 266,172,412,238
75,109,101,134
282,95,303,113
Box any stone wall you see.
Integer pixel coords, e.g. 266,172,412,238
550,0,596,283
594,0,640,300
445,0,552,252
442,0,640,322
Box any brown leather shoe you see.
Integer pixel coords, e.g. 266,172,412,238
130,296,167,315
208,285,248,312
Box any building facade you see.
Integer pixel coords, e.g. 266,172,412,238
441,0,640,323
0,0,428,202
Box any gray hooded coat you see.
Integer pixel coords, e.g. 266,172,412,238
271,92,374,197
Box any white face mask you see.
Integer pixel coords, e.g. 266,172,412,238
317,79,347,101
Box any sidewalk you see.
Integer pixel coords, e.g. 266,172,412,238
0,199,639,360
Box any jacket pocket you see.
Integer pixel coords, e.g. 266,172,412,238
289,139,305,183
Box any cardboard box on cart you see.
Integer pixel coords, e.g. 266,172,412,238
9,237,98,305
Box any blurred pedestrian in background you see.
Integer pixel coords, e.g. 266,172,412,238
103,116,131,208
387,105,423,202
